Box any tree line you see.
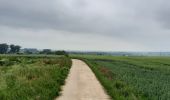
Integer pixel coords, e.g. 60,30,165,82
0,43,69,56
0,43,21,54
39,49,69,57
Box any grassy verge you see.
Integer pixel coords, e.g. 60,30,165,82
0,56,72,100
72,55,170,100
82,59,137,100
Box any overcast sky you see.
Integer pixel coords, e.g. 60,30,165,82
0,0,170,51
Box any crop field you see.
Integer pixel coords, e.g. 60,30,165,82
0,55,71,100
71,54,170,100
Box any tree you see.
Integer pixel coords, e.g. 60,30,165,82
10,44,21,53
55,50,69,57
0,43,8,54
40,49,52,54
15,45,21,53
54,50,65,55
10,44,15,53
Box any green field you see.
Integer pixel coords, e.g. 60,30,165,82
71,54,170,100
0,55,71,100
1,54,170,100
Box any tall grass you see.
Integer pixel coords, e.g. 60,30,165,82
0,56,71,100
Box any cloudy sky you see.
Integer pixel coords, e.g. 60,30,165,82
0,0,170,51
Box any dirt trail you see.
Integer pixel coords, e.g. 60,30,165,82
56,59,110,100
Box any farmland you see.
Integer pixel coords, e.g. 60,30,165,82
1,54,170,100
71,54,170,100
0,55,71,100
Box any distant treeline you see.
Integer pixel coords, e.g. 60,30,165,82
0,43,68,56
39,49,68,56
0,43,21,54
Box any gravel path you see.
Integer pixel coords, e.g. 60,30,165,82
56,59,110,100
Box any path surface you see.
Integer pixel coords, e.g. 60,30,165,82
56,59,110,100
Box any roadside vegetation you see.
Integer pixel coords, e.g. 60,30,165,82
71,54,170,100
0,55,71,100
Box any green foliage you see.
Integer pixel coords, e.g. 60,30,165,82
0,43,21,54
73,55,170,100
40,49,52,54
9,44,21,53
84,59,136,100
0,59,14,66
0,43,8,54
0,56,71,100
39,50,69,57
54,51,69,57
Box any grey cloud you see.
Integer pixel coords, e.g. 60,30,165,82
156,5,170,29
0,0,170,51
0,0,150,34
